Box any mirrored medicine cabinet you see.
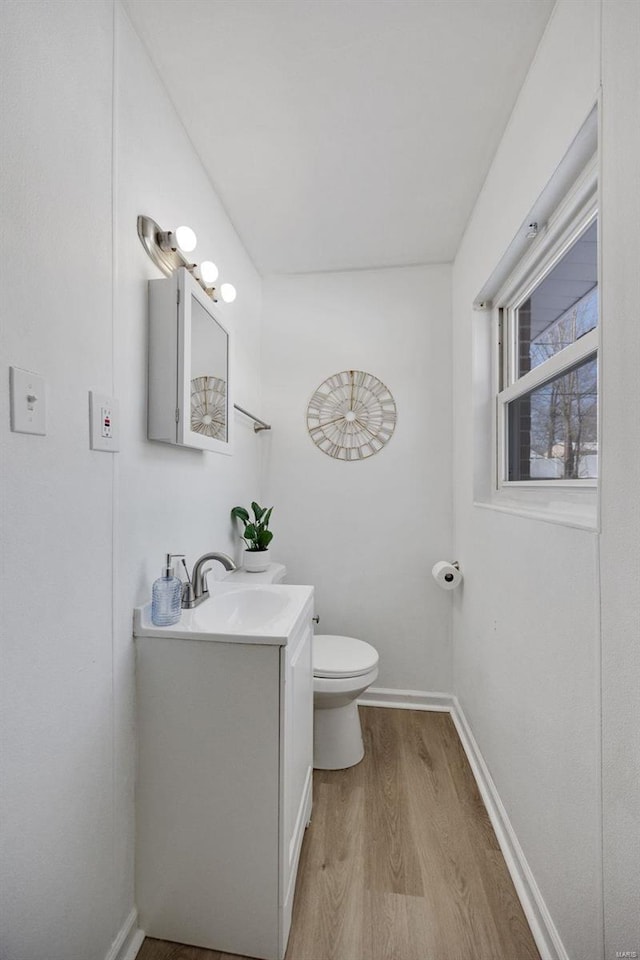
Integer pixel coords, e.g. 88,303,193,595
148,267,232,454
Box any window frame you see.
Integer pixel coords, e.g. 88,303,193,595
493,160,599,491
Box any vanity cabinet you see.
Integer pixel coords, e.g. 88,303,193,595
135,592,314,960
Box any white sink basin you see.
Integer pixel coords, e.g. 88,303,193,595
193,588,289,632
134,580,314,645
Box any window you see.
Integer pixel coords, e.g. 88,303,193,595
496,190,598,486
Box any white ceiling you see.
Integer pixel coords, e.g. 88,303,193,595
125,0,555,274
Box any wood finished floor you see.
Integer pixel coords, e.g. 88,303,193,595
138,707,540,960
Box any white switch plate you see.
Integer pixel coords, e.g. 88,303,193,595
89,391,119,452
10,366,46,435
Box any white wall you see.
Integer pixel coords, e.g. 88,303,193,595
3,3,637,959
600,1,640,954
0,3,264,958
0,4,116,958
262,266,452,693
452,1,638,958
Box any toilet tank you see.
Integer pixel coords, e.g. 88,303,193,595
228,562,287,584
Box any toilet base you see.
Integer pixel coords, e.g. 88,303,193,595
313,700,364,770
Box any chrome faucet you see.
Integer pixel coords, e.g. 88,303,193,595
182,552,237,608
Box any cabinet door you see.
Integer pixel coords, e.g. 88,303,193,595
280,615,313,917
176,269,233,454
148,267,233,454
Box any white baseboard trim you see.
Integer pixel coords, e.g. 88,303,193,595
104,907,145,960
358,686,568,960
358,687,454,711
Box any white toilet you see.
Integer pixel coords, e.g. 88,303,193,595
312,634,379,769
230,563,379,770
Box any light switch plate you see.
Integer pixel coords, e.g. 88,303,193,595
89,391,119,452
10,366,46,435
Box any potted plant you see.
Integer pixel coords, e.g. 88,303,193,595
231,501,274,572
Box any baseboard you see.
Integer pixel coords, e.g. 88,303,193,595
104,907,145,960
358,687,454,711
358,686,568,960
449,699,569,960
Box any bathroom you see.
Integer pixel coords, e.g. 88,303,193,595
0,1,638,960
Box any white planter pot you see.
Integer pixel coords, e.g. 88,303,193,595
243,548,270,573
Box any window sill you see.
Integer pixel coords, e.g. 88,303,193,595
473,496,598,532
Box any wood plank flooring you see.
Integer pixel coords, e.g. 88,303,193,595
138,707,540,960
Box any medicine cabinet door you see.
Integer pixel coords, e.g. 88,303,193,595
177,270,232,454
148,268,233,454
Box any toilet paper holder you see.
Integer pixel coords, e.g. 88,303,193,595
444,561,460,583
432,560,462,590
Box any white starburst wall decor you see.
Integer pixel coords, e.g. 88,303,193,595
307,370,397,460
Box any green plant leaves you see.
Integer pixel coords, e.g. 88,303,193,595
231,501,274,551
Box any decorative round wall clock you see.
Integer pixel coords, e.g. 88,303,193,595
306,369,397,460
190,376,227,439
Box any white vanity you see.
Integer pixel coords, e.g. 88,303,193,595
134,580,314,960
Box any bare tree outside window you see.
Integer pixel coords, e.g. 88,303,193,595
509,355,597,480
503,218,598,482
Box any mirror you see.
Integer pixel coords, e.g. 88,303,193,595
189,294,229,444
148,268,233,454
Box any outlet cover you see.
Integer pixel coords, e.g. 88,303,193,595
89,391,119,452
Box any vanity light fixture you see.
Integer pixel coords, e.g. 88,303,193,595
199,260,219,286
137,215,237,303
220,283,237,303
158,224,198,254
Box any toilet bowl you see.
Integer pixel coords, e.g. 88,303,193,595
313,635,379,770
227,563,379,770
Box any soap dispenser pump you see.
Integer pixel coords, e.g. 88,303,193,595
151,553,184,626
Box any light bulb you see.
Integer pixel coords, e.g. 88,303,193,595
174,225,197,253
220,283,237,303
199,260,219,285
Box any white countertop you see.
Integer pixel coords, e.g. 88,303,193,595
134,580,313,645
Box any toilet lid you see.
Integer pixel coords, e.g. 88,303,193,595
313,635,379,679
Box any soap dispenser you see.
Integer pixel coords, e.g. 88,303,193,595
151,553,183,626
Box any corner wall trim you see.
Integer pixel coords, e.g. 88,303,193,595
358,688,569,960
104,907,145,960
